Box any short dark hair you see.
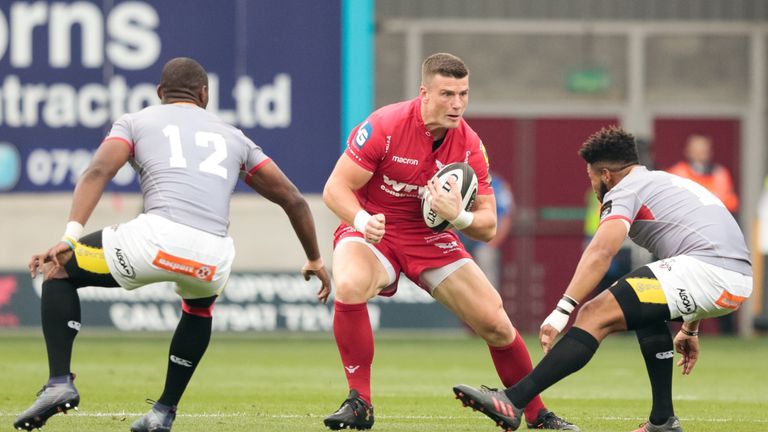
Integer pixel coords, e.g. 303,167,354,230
578,126,639,166
159,57,208,94
422,53,469,83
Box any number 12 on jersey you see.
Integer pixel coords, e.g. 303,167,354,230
162,124,229,179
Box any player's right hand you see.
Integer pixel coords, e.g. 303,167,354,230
539,324,560,354
674,331,700,375
302,258,331,304
28,241,71,279
364,213,386,244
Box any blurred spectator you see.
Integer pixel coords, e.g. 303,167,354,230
458,171,514,290
667,134,739,213
668,134,740,333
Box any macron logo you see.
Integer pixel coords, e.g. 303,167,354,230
170,355,193,368
345,365,360,374
655,350,674,360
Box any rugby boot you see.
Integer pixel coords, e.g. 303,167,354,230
526,408,580,430
14,373,80,431
453,384,522,431
323,389,374,430
632,416,683,432
130,400,177,432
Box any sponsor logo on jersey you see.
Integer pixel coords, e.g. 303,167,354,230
434,241,460,253
152,250,217,282
391,155,419,165
435,159,445,170
480,141,490,168
600,200,613,218
435,241,459,250
655,350,674,360
114,248,136,279
380,174,424,198
658,259,673,271
354,120,372,148
170,355,193,368
675,287,697,315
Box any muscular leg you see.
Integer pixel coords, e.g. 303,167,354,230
157,296,217,408
636,322,674,425
609,267,675,426
331,241,391,404
41,231,119,379
431,261,547,422
503,289,627,408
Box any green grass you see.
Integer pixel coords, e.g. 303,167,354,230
1,331,766,431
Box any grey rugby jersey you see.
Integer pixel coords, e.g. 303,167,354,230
600,166,752,276
106,103,270,236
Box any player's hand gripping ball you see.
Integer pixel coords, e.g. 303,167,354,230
421,162,478,231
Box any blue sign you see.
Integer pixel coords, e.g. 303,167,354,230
0,0,341,193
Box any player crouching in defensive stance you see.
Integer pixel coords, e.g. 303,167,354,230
454,126,753,432
322,52,577,431
14,57,330,432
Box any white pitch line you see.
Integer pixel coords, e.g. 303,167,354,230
0,412,766,423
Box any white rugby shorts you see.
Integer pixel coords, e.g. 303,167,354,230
102,213,235,299
647,255,752,322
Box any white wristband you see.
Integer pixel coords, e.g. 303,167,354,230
62,221,84,241
450,210,474,230
353,210,372,234
541,309,571,333
541,295,579,332
556,294,579,315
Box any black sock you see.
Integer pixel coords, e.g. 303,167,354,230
636,322,674,425
157,311,212,407
41,279,81,378
504,327,599,407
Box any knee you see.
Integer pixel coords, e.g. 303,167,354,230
474,312,515,346
182,296,217,318
333,274,376,304
573,296,623,336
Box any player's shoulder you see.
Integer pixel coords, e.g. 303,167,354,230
454,118,482,146
367,98,418,128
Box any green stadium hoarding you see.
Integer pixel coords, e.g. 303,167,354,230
0,272,462,331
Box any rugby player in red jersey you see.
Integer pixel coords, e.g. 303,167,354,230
321,53,578,431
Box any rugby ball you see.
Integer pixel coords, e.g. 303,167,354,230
422,162,478,231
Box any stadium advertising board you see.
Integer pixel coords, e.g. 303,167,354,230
0,0,340,193
0,272,461,331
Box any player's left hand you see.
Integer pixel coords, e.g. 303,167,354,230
28,241,71,279
426,176,462,221
539,324,560,354
673,331,700,375
302,258,331,304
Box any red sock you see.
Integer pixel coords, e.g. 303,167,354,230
488,334,547,422
333,301,374,404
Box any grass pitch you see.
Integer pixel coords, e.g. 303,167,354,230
1,330,766,431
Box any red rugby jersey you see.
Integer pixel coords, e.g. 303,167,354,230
345,97,492,225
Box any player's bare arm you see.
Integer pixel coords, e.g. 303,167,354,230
29,138,131,279
674,319,700,375
539,218,628,352
323,154,385,244
246,161,331,303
